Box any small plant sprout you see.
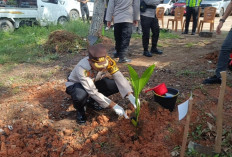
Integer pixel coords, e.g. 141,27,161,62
127,64,155,127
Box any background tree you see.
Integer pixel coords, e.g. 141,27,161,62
88,0,105,37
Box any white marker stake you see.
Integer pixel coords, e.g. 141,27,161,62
215,71,227,153
180,93,193,157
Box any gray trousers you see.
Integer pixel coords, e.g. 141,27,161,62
81,4,89,21
216,28,232,78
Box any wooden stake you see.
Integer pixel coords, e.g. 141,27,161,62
215,71,227,153
180,94,193,157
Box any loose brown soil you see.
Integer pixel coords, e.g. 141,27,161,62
0,33,232,157
44,30,85,54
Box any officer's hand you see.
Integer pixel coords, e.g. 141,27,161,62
133,20,138,26
127,94,140,109
106,56,119,75
216,22,223,35
113,104,129,119
107,21,111,28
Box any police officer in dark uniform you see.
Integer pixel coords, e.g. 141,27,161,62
182,0,202,35
140,0,163,57
105,0,140,63
65,44,137,124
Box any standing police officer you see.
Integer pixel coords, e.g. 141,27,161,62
140,0,163,58
105,0,140,63
182,0,202,35
65,44,137,124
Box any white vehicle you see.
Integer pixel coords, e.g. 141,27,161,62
200,0,231,17
62,0,94,21
0,0,69,32
157,0,176,15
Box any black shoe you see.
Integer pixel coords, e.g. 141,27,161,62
87,98,103,111
118,57,131,63
202,75,222,84
143,51,152,57
182,31,188,34
76,110,86,124
191,32,196,35
113,51,119,58
151,49,163,55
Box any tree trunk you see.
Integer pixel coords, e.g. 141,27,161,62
88,0,105,37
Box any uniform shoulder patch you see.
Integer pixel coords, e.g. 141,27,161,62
84,70,94,77
84,70,90,77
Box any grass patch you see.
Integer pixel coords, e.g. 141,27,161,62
184,42,194,48
227,82,232,87
0,26,56,64
191,124,205,140
0,21,179,65
176,70,198,77
0,21,89,65
104,29,114,39
176,70,206,78
0,63,18,74
192,84,208,95
159,29,180,39
63,20,90,37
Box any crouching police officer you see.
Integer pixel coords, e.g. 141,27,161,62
65,44,137,124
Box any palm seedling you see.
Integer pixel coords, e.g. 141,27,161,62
127,64,155,127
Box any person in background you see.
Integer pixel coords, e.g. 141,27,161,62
104,0,114,30
104,0,109,29
132,21,142,34
140,0,163,58
65,44,138,124
3,0,7,5
203,1,232,84
182,0,201,35
105,0,140,63
78,0,89,23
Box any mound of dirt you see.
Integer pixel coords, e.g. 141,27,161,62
101,36,114,50
204,51,219,64
44,30,86,54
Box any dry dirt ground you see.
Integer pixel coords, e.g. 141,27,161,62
0,32,232,157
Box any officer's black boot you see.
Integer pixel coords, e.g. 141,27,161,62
143,51,152,57
113,50,119,58
76,106,86,124
150,47,163,54
73,102,86,124
118,57,131,63
118,52,131,63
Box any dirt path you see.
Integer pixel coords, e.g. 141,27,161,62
0,34,232,156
